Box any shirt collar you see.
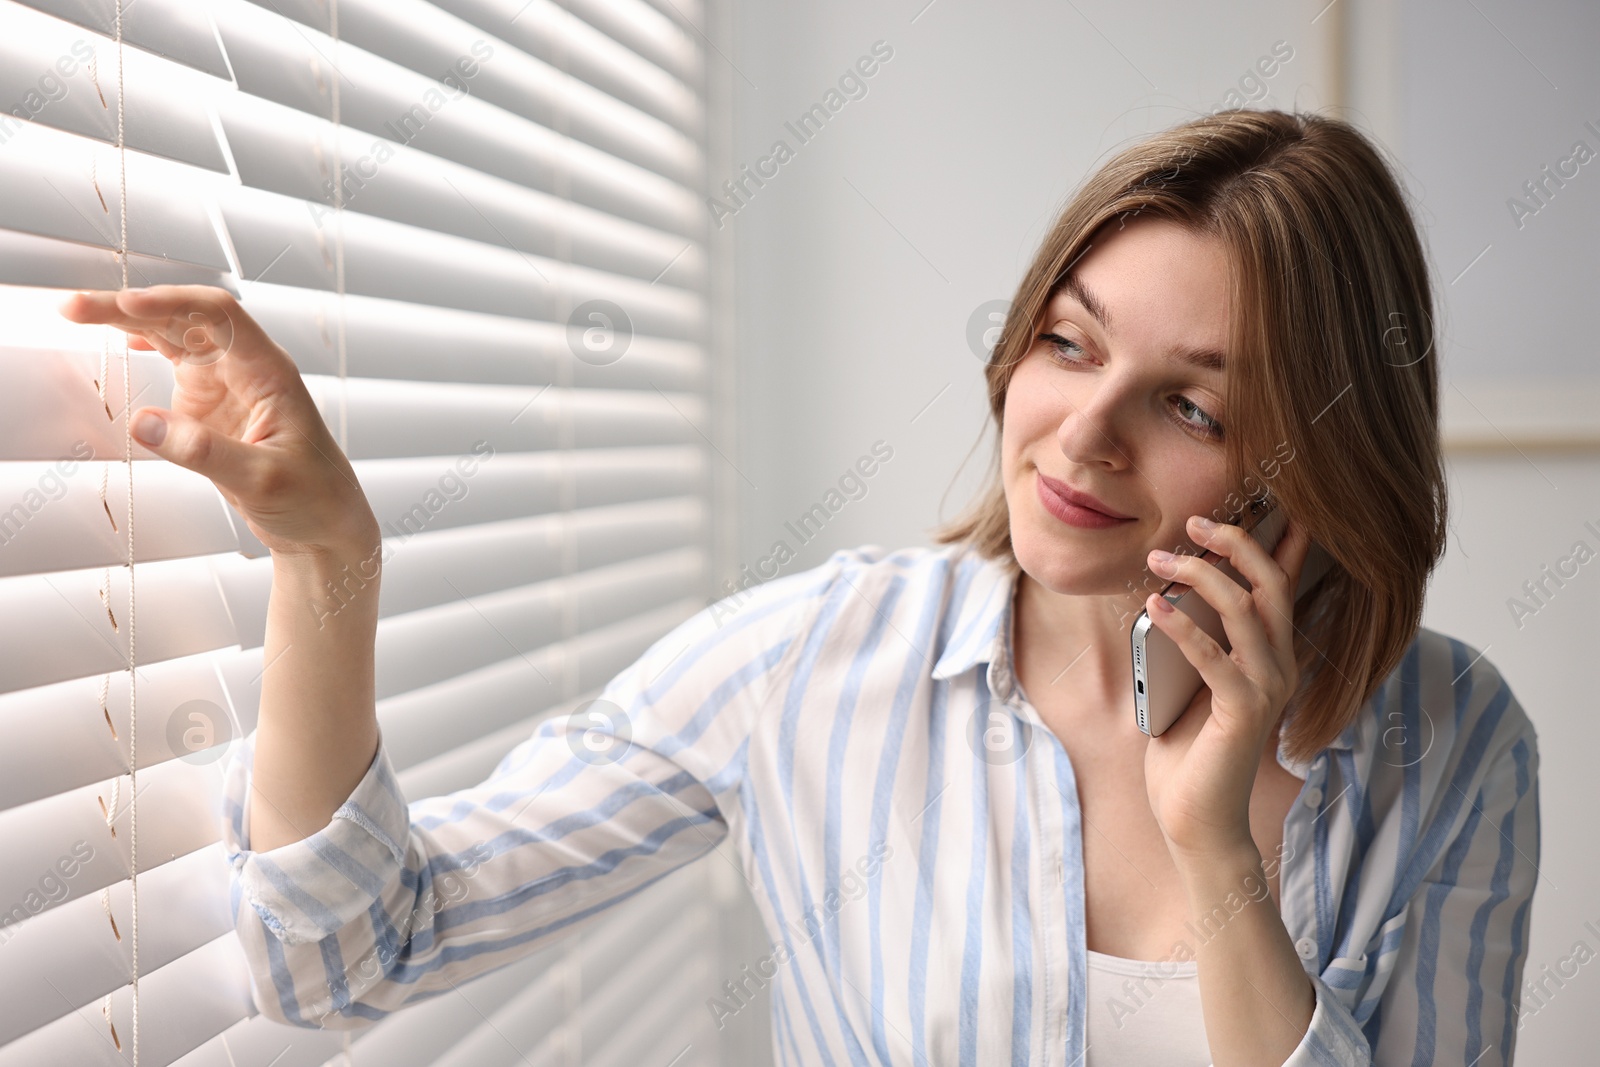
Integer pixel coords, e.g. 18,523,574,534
929,544,1020,689
927,541,1356,778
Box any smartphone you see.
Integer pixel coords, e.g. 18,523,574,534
1130,494,1333,737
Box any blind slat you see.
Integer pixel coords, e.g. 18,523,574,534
0,557,238,695
240,283,704,391
16,0,233,79
0,347,171,462
0,757,220,926
368,502,704,620
217,93,706,290
0,229,233,292
590,979,707,1067
216,548,706,750
0,648,233,810
639,0,706,35
0,124,229,270
0,846,233,1047
242,0,703,187
294,374,706,460
434,0,700,134
227,596,704,792
388,705,559,800
374,551,701,747
212,0,701,233
171,1013,345,1067
372,548,700,704
357,449,706,538
564,0,699,85
561,918,706,1063
220,188,702,335
0,1,229,171
0,935,255,1067
424,944,570,1067
217,492,706,642
0,461,239,578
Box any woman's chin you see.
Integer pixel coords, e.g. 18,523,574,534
1014,545,1141,598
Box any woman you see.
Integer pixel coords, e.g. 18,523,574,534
63,108,1539,1066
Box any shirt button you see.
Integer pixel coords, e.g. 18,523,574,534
1303,787,1323,809
1295,937,1318,961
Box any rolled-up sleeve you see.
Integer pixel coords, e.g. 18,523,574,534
1278,969,1376,1066
218,552,852,1029
222,728,411,949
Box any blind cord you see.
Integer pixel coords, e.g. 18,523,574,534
114,0,139,1060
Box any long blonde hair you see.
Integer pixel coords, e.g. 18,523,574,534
931,108,1446,765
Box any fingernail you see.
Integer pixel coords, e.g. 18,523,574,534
1190,515,1216,531
133,412,166,446
1149,549,1177,575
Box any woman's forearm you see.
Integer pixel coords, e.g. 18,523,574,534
246,541,384,853
55,286,390,856
1175,842,1316,1066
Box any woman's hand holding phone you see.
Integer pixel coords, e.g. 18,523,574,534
1138,511,1316,863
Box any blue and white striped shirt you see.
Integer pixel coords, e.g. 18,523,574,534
220,540,1541,1066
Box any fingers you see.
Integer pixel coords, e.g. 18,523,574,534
1143,589,1268,739
1149,532,1269,665
130,405,266,497
58,285,277,372
1181,513,1301,653
1191,514,1294,600
1144,586,1240,686
1145,511,1310,731
1254,515,1313,648
57,288,206,363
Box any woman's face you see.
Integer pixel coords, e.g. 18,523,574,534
1002,215,1236,602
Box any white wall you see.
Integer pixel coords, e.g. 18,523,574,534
724,1,1336,576
708,0,1598,1063
1426,456,1600,1061
1396,4,1600,1062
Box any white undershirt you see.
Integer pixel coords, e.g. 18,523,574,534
1084,948,1212,1066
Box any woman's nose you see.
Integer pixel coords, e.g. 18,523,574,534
1054,387,1129,470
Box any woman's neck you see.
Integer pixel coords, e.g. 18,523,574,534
1011,567,1143,721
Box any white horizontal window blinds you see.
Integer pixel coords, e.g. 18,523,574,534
0,0,731,1063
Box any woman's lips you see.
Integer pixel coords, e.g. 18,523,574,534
1036,472,1134,529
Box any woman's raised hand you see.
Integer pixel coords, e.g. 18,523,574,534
1139,513,1316,863
59,285,380,559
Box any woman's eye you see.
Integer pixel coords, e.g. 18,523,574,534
1040,332,1086,365
1174,396,1224,440
1039,331,1225,442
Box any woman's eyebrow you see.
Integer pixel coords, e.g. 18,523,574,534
1172,344,1227,373
1058,274,1113,334
1057,273,1226,373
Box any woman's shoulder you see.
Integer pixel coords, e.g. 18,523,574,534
1341,625,1538,788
